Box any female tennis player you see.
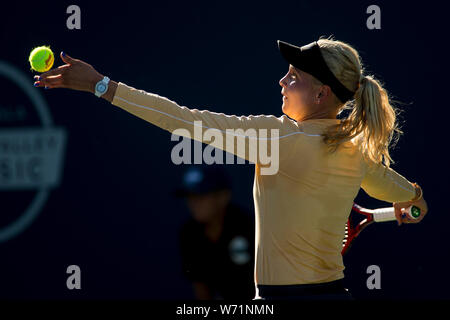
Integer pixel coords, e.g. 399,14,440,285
33,36,428,300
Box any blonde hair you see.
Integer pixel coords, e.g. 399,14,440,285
314,36,403,168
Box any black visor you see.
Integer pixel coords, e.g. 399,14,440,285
277,40,356,103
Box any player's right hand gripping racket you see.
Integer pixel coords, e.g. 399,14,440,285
341,203,421,255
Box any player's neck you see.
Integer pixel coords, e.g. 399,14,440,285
294,106,338,122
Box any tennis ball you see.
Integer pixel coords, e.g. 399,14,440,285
28,45,54,72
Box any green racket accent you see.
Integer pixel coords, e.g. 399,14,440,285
410,206,421,219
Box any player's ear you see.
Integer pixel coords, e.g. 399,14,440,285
314,85,328,104
318,85,332,99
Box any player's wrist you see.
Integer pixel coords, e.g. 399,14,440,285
101,80,118,103
410,182,423,201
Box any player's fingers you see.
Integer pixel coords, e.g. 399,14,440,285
35,75,64,89
39,64,69,78
60,51,77,65
34,74,61,82
401,212,414,224
43,74,63,85
393,205,403,226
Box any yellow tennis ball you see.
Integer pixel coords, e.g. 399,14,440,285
28,45,54,72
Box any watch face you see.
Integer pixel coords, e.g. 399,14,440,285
97,84,106,93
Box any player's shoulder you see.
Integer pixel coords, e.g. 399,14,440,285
256,114,305,133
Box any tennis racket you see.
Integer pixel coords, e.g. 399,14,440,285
341,203,421,255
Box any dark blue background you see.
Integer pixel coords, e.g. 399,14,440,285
1,0,448,300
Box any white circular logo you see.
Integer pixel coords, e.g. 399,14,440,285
0,61,67,243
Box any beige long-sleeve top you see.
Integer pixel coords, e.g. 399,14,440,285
111,82,417,286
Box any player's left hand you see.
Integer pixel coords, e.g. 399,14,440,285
33,51,103,94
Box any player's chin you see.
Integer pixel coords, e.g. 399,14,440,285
282,105,296,120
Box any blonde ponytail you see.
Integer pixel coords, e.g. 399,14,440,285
317,37,403,168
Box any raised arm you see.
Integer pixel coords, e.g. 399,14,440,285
35,52,294,172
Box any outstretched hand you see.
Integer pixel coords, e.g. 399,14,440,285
33,51,104,93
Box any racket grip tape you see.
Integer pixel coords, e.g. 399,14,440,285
372,205,421,222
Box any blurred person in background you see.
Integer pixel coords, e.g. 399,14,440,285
175,164,255,300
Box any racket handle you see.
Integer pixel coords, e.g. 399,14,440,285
372,205,421,222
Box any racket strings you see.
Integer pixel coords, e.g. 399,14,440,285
342,222,350,246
